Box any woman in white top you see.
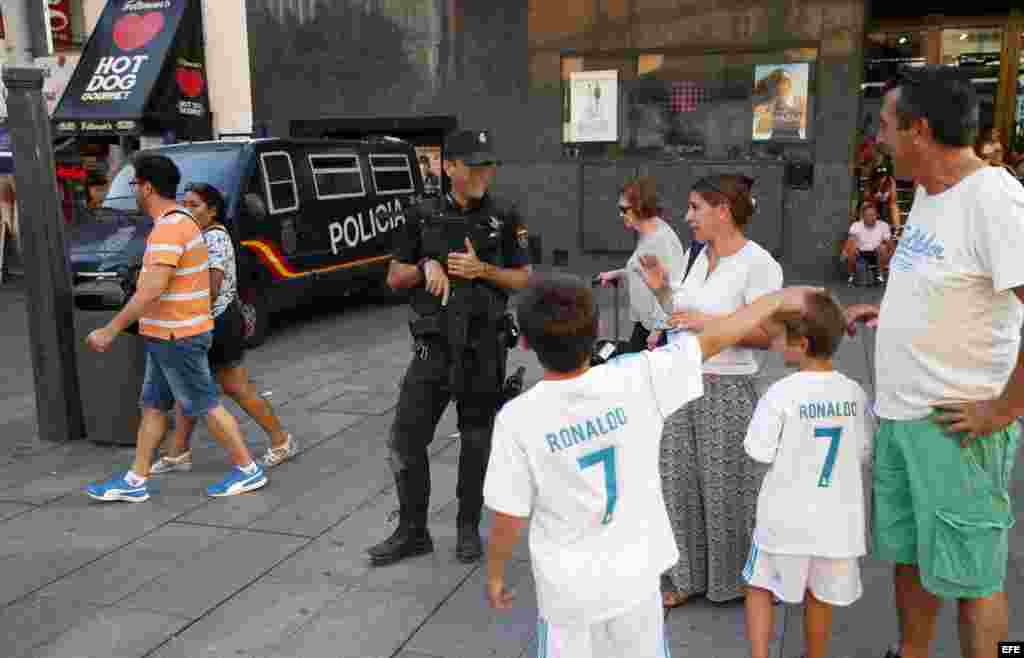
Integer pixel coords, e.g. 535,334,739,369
654,174,784,607
597,176,686,353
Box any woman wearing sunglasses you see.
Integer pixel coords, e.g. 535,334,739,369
650,174,783,609
151,183,295,474
597,176,686,353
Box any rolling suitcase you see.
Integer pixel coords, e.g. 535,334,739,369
590,276,626,365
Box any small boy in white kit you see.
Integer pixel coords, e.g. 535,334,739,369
742,291,873,658
483,269,820,658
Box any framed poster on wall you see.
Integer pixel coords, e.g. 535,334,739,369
752,62,812,142
566,70,619,143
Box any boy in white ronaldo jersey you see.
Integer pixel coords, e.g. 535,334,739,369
484,270,821,658
742,292,873,658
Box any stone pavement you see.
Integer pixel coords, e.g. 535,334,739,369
0,280,1020,658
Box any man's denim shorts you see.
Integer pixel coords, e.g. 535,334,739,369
140,332,219,418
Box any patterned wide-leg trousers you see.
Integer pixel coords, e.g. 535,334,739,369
660,373,766,603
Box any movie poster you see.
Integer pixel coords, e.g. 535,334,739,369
567,70,618,143
752,63,811,141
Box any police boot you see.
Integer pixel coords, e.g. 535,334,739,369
368,470,433,566
455,514,483,564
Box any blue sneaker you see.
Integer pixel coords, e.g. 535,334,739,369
206,464,267,497
85,473,150,503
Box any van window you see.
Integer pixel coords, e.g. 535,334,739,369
369,154,415,195
309,154,365,199
260,152,299,214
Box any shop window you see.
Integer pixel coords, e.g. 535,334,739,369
863,31,928,99
260,152,299,214
620,49,817,157
369,154,414,195
309,154,365,199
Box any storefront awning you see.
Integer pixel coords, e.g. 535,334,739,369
52,0,210,139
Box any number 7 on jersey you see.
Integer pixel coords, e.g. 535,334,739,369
814,426,842,488
577,446,618,524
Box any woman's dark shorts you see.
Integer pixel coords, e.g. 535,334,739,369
208,301,245,372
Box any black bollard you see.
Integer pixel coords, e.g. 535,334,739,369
3,67,84,442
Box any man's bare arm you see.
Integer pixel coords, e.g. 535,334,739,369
386,260,424,290
697,288,819,362
106,265,175,333
997,287,1024,417
480,264,531,291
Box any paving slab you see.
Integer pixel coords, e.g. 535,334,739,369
0,501,188,607
145,581,347,658
152,588,438,658
404,558,536,658
29,605,187,658
117,529,308,619
0,594,107,658
34,523,235,606
316,389,401,416
665,596,786,658
246,457,393,536
0,501,35,521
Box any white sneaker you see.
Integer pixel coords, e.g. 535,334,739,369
261,435,297,468
151,451,193,474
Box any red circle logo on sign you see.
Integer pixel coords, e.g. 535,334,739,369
112,12,165,51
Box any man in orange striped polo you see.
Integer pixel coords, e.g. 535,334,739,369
84,153,267,502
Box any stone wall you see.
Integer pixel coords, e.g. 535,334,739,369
247,0,866,280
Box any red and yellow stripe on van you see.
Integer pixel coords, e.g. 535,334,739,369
240,240,392,280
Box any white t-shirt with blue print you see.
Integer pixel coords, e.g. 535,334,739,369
484,336,704,626
875,167,1024,420
744,371,873,558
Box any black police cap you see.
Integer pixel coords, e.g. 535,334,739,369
444,130,499,167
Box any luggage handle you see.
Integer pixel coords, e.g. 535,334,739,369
591,275,621,343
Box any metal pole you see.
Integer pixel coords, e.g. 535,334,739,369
3,67,84,442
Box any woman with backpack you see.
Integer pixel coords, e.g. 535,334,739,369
649,174,784,609
151,183,296,474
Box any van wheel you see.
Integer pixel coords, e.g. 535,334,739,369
239,289,269,348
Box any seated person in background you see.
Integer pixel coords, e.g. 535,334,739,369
843,201,892,285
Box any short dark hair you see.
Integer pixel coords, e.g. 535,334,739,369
184,182,226,222
516,273,598,373
782,291,846,359
621,176,660,220
692,174,756,228
133,153,180,200
884,66,979,148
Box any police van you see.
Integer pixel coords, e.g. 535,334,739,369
69,137,425,346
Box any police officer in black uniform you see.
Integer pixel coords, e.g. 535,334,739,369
368,130,531,566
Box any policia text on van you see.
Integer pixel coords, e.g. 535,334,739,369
69,137,425,346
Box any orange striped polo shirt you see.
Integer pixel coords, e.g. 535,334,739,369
139,209,214,340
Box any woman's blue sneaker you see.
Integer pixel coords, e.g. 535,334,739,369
206,464,267,497
84,473,150,503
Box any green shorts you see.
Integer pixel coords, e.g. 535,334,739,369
872,417,1018,599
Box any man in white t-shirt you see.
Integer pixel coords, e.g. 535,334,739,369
484,271,820,658
742,292,873,658
843,201,893,285
847,66,1024,658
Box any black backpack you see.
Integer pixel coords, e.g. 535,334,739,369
683,241,705,283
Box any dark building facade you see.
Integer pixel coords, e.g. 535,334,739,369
248,0,869,280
